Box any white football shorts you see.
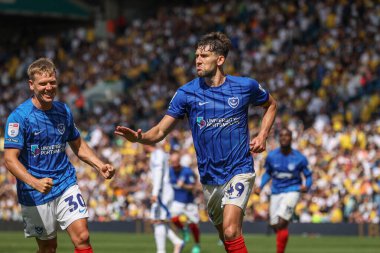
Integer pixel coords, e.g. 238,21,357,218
150,186,174,221
171,201,200,223
202,172,255,225
21,184,89,240
269,191,300,225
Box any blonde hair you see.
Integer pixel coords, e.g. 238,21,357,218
27,58,56,80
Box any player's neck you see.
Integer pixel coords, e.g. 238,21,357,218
280,147,292,155
31,96,53,110
204,72,226,87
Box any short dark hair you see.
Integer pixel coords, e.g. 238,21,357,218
196,32,232,57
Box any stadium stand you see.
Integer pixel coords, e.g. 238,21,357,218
0,0,379,225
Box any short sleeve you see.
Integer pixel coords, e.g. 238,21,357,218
4,111,25,149
302,156,312,176
65,104,80,142
264,155,273,175
187,170,195,184
249,79,269,106
166,89,187,119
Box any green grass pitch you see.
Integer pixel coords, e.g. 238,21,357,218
0,232,379,253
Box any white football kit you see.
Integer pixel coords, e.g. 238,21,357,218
149,148,174,221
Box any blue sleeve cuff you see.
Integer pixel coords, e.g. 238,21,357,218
4,144,23,149
166,112,184,119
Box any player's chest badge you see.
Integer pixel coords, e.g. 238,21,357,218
57,123,65,135
228,97,239,108
288,163,296,171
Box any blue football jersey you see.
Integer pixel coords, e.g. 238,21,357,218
4,98,80,206
167,75,269,185
261,148,312,194
170,166,195,204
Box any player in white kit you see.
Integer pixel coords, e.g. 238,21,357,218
145,142,184,253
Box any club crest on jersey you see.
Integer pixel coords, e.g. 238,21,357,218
31,145,41,157
228,97,239,108
57,123,65,135
197,117,206,129
8,123,19,137
288,163,296,171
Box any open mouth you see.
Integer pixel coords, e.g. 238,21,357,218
43,93,55,99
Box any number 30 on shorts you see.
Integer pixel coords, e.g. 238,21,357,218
64,194,86,212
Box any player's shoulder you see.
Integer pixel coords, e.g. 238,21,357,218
267,148,281,157
292,149,307,160
152,148,167,160
227,75,259,86
179,78,202,92
9,98,34,120
182,166,193,174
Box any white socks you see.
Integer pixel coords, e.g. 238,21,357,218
167,227,183,245
154,223,167,253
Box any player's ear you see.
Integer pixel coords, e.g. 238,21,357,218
217,55,225,66
28,80,34,91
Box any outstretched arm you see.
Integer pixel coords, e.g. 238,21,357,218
69,137,115,179
255,171,271,195
114,115,179,145
4,149,53,194
250,94,277,153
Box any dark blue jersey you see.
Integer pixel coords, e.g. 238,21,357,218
170,166,195,204
4,98,80,206
167,75,269,185
260,148,312,194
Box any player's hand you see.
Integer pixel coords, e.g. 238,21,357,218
99,164,115,179
33,178,53,194
177,180,184,188
254,187,261,195
300,185,308,193
250,135,267,153
151,195,158,203
114,126,142,143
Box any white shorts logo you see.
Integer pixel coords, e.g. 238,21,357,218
228,97,239,108
8,123,19,137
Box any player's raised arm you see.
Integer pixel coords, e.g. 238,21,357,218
69,137,115,180
4,148,53,194
250,94,277,153
114,115,179,145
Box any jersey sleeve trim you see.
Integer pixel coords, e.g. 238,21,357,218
67,134,80,142
255,92,269,106
166,112,184,119
4,144,23,149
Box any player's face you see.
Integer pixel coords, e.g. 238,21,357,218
195,45,224,78
170,153,181,170
279,129,292,148
29,72,57,108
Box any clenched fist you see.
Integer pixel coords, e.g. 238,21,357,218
100,164,115,179
33,178,53,194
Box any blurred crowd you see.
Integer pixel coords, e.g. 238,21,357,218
0,0,379,224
